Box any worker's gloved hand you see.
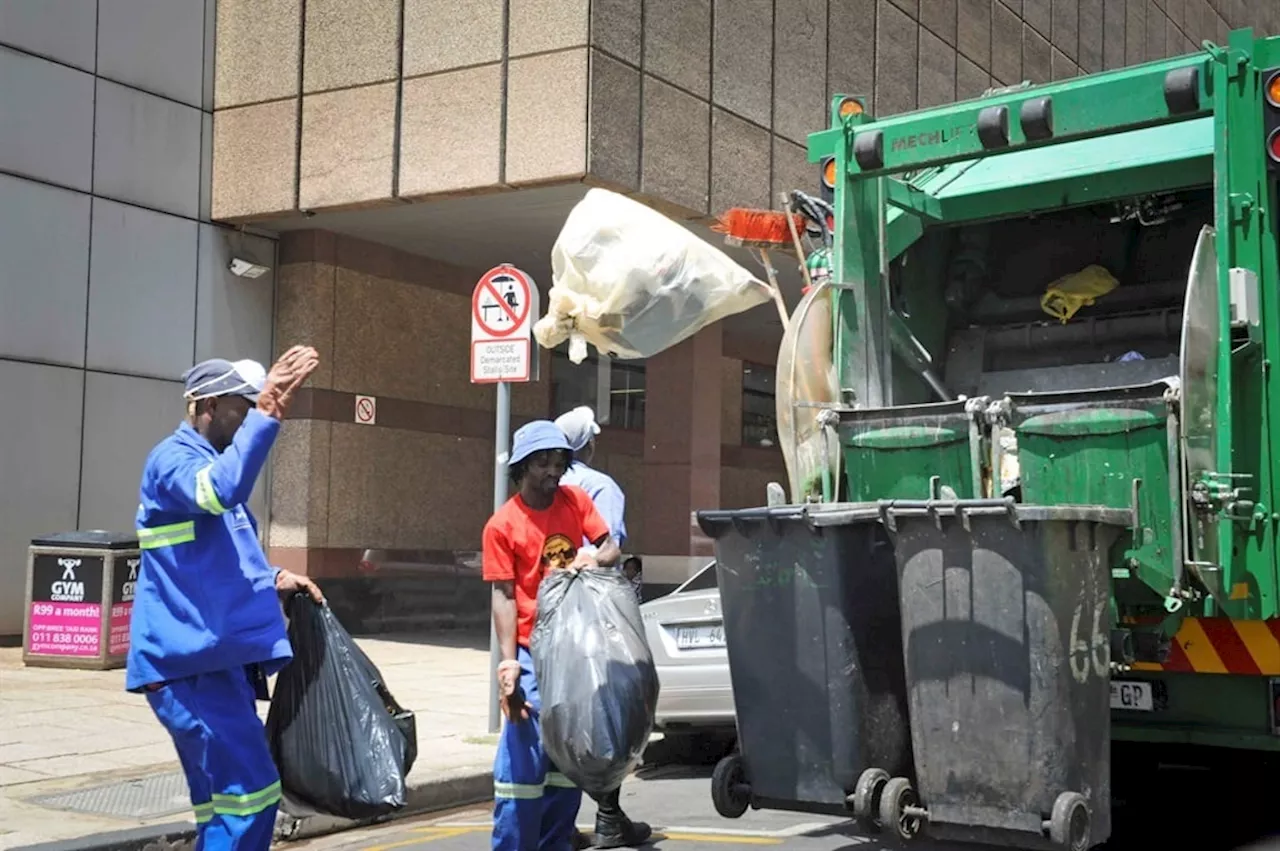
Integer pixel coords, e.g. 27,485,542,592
276,567,324,604
258,345,320,420
497,659,528,722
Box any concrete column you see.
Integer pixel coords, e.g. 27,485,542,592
642,325,723,584
266,231,336,576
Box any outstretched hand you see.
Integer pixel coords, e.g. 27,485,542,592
258,345,320,420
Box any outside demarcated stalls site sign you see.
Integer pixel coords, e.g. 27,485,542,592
471,264,540,384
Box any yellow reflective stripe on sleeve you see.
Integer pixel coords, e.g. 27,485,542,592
545,772,576,789
195,465,228,516
493,781,545,800
137,521,196,549
211,780,281,817
193,801,214,824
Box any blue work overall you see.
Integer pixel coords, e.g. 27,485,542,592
492,646,582,850
128,409,293,851
146,668,280,850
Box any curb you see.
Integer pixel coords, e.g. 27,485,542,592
275,768,494,842
9,770,493,851
4,823,196,851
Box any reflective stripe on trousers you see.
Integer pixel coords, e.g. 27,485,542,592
146,668,280,851
492,646,582,851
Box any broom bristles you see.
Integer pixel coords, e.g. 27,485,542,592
713,208,803,247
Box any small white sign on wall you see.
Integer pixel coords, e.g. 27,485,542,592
354,395,376,425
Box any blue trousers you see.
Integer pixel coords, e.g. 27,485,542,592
146,668,280,851
493,646,583,851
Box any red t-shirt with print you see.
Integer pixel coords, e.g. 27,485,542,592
481,484,610,648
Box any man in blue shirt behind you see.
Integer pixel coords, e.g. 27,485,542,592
127,345,324,851
555,406,627,552
554,405,651,849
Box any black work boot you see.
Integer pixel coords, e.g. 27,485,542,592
592,788,652,848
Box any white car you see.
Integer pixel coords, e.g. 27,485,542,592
640,561,736,741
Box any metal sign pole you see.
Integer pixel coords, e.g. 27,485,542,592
488,379,511,733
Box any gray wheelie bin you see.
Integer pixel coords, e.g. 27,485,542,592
877,499,1132,851
695,503,914,828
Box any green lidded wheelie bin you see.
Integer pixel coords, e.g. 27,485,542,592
995,378,1179,607
839,398,989,502
695,503,914,827
878,498,1132,851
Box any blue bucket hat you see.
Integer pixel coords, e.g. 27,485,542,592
509,420,572,467
181,358,267,404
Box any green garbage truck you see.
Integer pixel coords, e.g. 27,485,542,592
699,26,1280,851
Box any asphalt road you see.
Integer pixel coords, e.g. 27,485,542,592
286,742,1280,851
289,763,914,851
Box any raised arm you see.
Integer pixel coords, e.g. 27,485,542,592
152,345,318,516
150,411,279,516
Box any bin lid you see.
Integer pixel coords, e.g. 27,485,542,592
1016,407,1164,438
30,530,140,549
696,502,885,537
845,424,968,449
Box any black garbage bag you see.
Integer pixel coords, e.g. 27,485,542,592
266,594,418,820
530,568,660,797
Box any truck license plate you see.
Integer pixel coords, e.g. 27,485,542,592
675,624,725,650
1110,680,1154,711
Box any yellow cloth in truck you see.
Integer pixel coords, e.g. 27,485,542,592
1040,264,1119,323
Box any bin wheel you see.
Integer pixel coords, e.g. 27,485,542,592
710,753,750,819
1048,791,1090,851
851,767,889,829
878,776,922,842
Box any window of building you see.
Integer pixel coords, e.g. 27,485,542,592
549,346,646,430
608,359,645,430
550,348,596,414
742,362,778,448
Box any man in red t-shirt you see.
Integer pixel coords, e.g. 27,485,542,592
483,420,649,850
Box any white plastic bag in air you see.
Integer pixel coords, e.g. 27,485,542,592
534,188,773,363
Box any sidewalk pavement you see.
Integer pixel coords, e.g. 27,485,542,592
0,632,498,851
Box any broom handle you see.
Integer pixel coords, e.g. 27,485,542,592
782,193,815,292
757,248,791,329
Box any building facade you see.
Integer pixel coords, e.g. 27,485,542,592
2,0,1276,636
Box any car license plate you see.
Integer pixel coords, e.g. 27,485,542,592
1110,680,1154,711
674,624,724,650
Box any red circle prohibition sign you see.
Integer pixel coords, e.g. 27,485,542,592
472,265,532,338
356,397,374,421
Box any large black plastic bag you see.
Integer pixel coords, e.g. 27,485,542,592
530,568,660,797
266,594,418,820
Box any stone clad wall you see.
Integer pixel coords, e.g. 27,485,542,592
211,1,1277,228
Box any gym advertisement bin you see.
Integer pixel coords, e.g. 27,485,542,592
23,530,140,671
878,499,1132,850
695,503,914,826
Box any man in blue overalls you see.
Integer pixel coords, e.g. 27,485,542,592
554,406,651,848
126,346,324,850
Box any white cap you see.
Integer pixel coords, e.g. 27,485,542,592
554,405,601,451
